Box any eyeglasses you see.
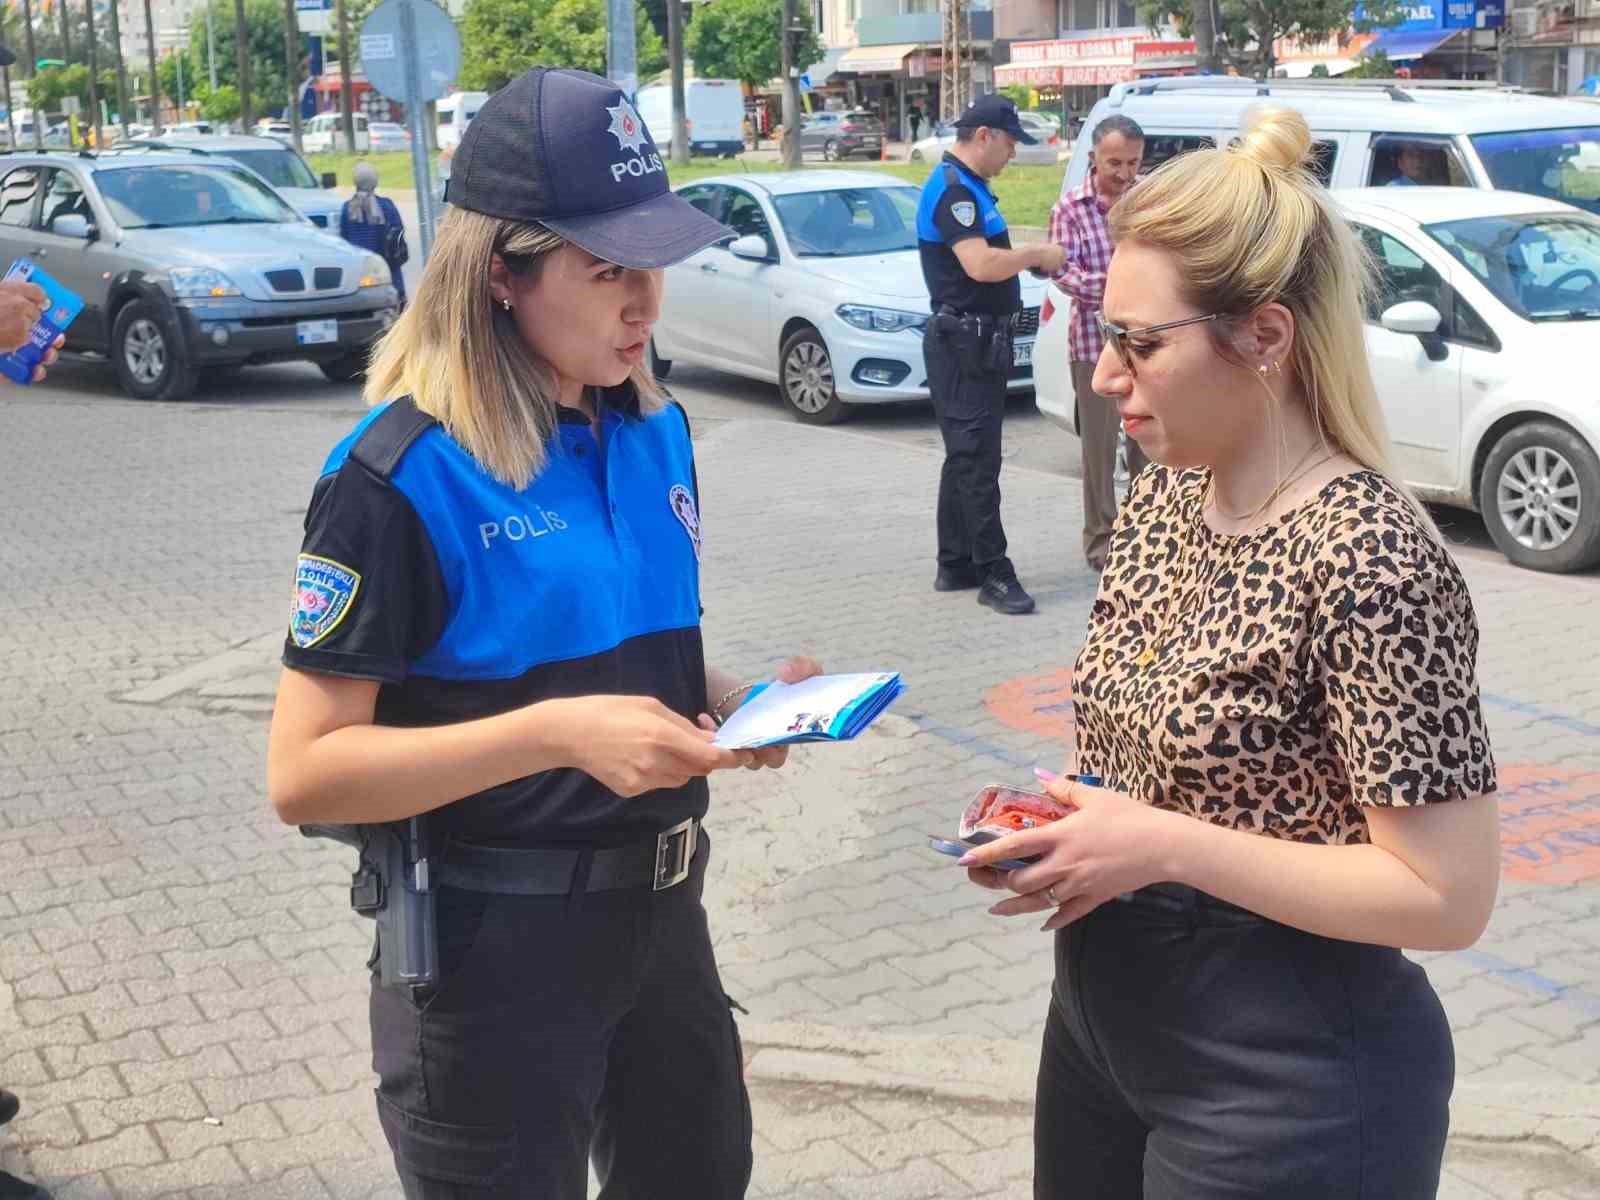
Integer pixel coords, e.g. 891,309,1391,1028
1097,311,1219,377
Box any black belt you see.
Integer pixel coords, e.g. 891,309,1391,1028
434,817,701,896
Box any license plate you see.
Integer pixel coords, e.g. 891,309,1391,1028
296,319,337,346
1014,339,1034,367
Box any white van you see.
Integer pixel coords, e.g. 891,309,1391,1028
436,91,489,152
635,80,745,157
302,111,370,153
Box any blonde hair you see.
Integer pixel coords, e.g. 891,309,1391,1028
1108,104,1439,538
362,206,662,490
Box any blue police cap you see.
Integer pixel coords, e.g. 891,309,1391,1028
953,94,1037,145
445,67,734,269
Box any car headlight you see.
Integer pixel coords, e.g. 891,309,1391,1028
836,304,929,335
169,267,241,298
359,255,389,288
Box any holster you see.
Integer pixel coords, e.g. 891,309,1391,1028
301,818,438,992
933,309,1016,377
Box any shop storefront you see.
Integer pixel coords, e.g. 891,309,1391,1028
1359,0,1504,79
836,42,990,138
996,33,1194,116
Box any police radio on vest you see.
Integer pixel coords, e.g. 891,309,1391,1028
611,153,665,184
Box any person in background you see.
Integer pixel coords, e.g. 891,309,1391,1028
339,161,408,307
1048,113,1146,573
908,102,924,144
1389,141,1430,186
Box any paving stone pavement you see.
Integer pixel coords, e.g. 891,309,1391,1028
0,394,1597,1198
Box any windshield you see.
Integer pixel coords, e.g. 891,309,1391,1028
93,164,301,229
1471,127,1600,215
223,147,319,190
773,186,919,257
1425,210,1600,320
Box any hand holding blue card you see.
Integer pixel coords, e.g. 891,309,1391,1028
711,671,905,750
0,259,82,385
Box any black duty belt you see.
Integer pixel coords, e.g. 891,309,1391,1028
434,817,701,896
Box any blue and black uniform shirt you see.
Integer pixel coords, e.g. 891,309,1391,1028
282,385,708,847
915,151,1021,317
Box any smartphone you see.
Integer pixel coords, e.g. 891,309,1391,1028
927,834,1036,872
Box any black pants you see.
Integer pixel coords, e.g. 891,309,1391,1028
370,838,752,1199
1037,884,1453,1199
924,328,1013,580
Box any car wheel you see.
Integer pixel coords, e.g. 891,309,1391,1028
909,148,923,161
1479,420,1600,573
113,299,195,401
780,328,848,425
320,352,369,384
649,338,672,381
823,139,840,162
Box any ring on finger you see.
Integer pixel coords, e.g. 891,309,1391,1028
1045,882,1060,905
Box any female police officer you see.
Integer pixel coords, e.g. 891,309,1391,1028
266,67,817,1199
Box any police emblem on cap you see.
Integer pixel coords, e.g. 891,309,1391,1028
951,201,977,228
668,484,702,562
289,554,361,649
607,100,652,155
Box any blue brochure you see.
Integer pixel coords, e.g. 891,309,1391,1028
0,259,83,385
712,671,906,750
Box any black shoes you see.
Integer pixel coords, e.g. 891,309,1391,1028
933,566,980,592
0,1092,16,1128
978,575,1036,615
0,1090,48,1200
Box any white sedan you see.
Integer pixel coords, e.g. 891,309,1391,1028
908,113,1064,167
1033,186,1600,573
651,171,1046,424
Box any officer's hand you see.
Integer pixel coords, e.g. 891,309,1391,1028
1031,243,1068,276
560,695,753,797
696,655,824,772
0,280,49,355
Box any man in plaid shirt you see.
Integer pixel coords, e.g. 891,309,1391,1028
1048,115,1146,572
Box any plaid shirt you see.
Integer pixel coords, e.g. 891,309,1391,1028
1047,176,1114,364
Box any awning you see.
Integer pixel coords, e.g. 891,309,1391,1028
839,43,922,74
803,46,848,87
1362,28,1458,62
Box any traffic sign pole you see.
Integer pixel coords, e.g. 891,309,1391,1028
399,1,435,260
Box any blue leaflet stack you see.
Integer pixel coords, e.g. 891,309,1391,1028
0,259,84,385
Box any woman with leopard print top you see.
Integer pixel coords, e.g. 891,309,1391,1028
960,105,1498,1199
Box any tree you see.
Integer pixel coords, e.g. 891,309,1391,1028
173,0,286,115
1342,47,1396,77
459,0,665,92
1136,0,1406,75
684,0,819,96
199,81,241,122
25,62,117,112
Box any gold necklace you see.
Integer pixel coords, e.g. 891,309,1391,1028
1204,443,1329,527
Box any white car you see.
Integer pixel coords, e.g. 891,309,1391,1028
651,171,1046,424
909,113,1063,167
1034,186,1600,573
368,121,410,152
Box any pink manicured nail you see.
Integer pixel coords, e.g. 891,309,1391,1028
1034,767,1060,783
957,852,977,866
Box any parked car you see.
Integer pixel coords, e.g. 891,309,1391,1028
252,120,294,145
635,80,745,157
0,152,398,399
1035,185,1600,573
160,121,214,138
302,111,370,153
436,91,489,152
100,134,344,229
650,171,1045,424
368,121,411,152
908,112,1062,166
800,111,885,161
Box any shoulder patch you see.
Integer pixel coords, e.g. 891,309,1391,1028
290,554,362,648
668,483,702,562
951,200,977,228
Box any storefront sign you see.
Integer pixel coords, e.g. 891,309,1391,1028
1009,36,1140,63
1133,38,1194,61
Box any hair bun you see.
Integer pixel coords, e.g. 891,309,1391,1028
1234,105,1314,174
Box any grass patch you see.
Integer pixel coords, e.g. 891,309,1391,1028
306,153,1064,228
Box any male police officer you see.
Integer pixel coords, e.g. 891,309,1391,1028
917,95,1066,615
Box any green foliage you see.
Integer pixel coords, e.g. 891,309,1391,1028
1342,48,1396,77
999,83,1031,109
180,0,290,110
459,0,665,92
25,63,117,112
684,0,820,88
199,82,242,122
1136,0,1407,72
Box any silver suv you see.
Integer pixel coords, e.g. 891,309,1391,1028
0,151,400,400
103,134,346,228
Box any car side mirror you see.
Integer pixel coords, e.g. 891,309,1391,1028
728,233,772,261
321,172,338,189
52,214,96,241
1380,299,1449,362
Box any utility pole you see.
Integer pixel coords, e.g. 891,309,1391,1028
335,0,353,151
20,0,42,147
665,0,688,164
143,0,159,130
205,0,217,87
1193,0,1219,73
780,0,800,167
233,0,252,128
85,0,102,147
939,0,965,120
284,0,302,148
58,0,70,67
106,0,132,138
605,0,637,101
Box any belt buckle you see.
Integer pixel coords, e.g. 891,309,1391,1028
653,818,697,891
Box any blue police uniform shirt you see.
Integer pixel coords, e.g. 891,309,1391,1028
282,387,708,847
916,151,1022,316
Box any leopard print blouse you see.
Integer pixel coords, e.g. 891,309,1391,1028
1072,465,1496,845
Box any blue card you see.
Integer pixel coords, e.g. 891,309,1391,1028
0,259,83,385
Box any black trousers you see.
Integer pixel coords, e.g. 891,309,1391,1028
1037,884,1454,1199
924,328,1013,580
370,837,752,1199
